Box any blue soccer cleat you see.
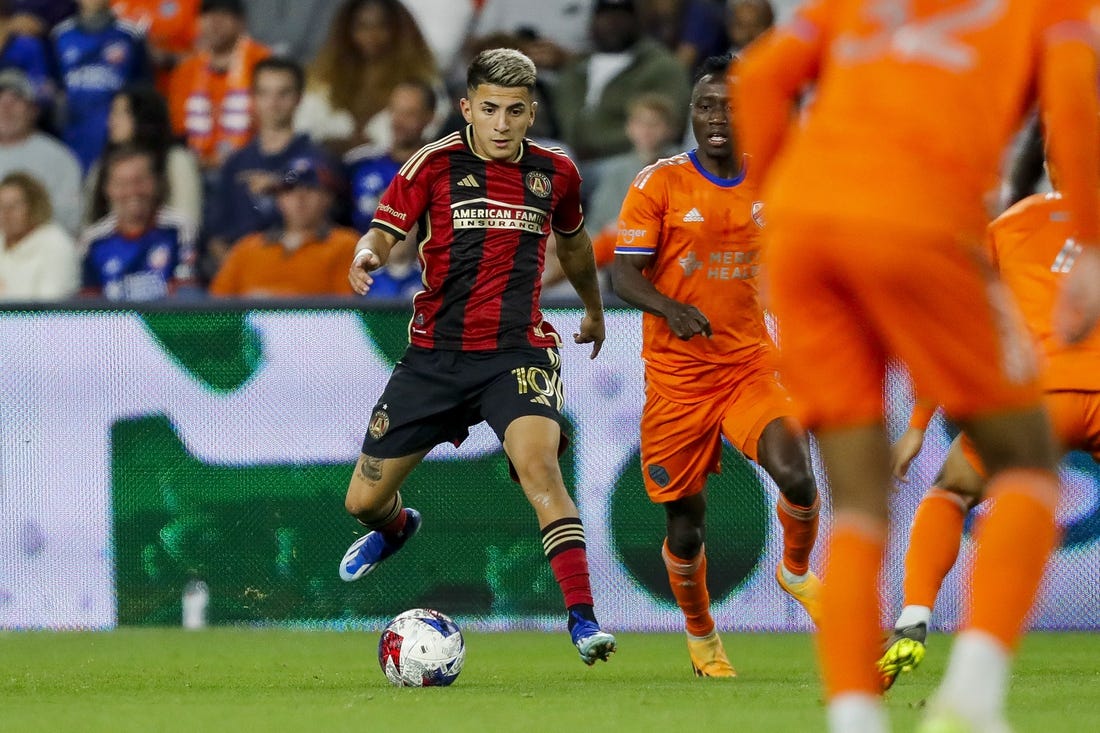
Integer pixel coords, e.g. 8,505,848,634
339,508,421,582
569,611,616,665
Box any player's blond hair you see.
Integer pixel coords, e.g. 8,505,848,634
467,48,537,92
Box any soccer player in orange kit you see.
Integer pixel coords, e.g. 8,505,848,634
732,2,1100,731
612,55,822,678
880,179,1100,691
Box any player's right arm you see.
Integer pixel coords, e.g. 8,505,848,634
348,227,399,295
612,253,711,340
351,146,433,295
1039,2,1100,343
610,167,711,340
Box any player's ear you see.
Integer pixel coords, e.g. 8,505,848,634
530,99,538,121
459,97,472,124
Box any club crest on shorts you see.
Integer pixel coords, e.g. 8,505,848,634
368,409,390,439
647,464,671,487
751,201,766,228
525,171,552,198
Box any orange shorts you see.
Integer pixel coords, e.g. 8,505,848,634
959,390,1100,471
640,354,793,502
766,217,1041,429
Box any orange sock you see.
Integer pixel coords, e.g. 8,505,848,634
777,495,819,575
966,469,1060,651
818,513,887,699
903,487,968,608
662,540,714,637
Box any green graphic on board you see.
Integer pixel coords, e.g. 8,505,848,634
356,311,413,367
610,447,770,604
140,312,263,392
112,416,576,624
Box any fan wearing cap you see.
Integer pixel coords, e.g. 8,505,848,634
0,69,83,235
168,0,270,169
209,156,358,298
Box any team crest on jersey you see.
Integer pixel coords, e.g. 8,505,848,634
525,171,552,198
751,201,766,228
104,42,129,65
368,409,390,439
147,244,171,270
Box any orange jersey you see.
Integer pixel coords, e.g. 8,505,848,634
988,192,1100,391
112,0,198,55
734,0,1100,245
615,151,772,401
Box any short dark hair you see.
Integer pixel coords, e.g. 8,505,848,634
104,143,157,178
467,48,537,92
252,56,305,96
694,54,733,84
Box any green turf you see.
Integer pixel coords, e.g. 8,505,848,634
1,630,1095,732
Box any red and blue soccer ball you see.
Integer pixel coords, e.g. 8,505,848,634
378,608,466,687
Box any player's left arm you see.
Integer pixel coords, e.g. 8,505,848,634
555,226,605,359
1040,7,1100,343
730,0,828,179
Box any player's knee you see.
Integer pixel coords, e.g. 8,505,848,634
510,446,562,487
667,524,704,559
775,467,817,508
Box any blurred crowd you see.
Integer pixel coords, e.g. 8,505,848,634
0,0,799,302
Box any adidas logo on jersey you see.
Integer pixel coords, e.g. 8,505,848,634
457,174,479,187
682,208,705,223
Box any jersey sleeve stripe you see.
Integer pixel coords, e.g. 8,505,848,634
370,219,409,239
614,245,656,254
552,219,586,237
396,132,462,180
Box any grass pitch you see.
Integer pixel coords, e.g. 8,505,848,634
1,629,1095,732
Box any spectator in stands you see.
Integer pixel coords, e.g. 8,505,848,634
552,0,690,163
296,0,439,150
81,145,196,300
0,69,83,234
209,155,358,298
725,0,773,53
111,0,200,92
0,3,54,108
586,91,678,244
52,0,150,172
86,84,202,228
205,56,333,279
169,0,269,170
6,1,77,37
641,0,728,75
0,171,80,301
345,79,434,233
470,0,594,73
245,0,342,64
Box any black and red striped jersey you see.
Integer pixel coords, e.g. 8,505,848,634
370,125,585,351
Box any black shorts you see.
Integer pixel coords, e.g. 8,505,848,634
361,345,568,459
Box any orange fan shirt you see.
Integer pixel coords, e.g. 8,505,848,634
209,227,359,298
615,151,772,402
988,192,1100,391
112,0,199,56
734,0,1100,246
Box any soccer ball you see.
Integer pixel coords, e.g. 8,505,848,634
378,608,466,687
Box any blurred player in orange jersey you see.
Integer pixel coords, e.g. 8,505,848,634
612,55,822,678
732,1,1100,731
879,180,1100,690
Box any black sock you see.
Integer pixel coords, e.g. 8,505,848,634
567,603,596,631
